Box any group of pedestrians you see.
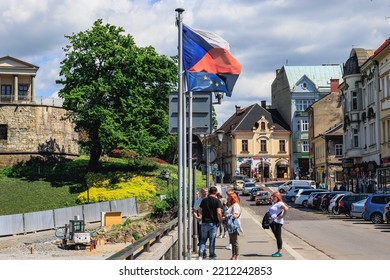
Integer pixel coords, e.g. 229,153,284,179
193,185,288,260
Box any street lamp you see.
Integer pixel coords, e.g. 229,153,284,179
216,130,224,143
216,130,224,185
164,170,170,190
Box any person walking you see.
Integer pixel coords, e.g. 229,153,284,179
193,188,208,258
197,186,223,260
224,191,241,260
268,191,288,257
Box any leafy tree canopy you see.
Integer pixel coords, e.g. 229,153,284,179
57,19,177,171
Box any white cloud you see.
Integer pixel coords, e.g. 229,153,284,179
0,0,389,127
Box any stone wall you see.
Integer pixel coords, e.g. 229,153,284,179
0,104,79,166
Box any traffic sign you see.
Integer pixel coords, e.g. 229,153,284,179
168,92,212,135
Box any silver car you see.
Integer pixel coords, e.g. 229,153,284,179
350,198,367,219
242,182,257,196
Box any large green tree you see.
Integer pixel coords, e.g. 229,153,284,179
57,19,177,171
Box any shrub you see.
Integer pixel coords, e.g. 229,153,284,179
77,175,157,203
151,199,170,217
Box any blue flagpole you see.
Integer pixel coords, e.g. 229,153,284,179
175,7,185,260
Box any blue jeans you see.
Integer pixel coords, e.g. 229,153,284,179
199,222,218,259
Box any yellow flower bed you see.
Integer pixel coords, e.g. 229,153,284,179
77,175,157,204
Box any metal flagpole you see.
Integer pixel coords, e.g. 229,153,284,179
187,90,193,259
175,7,184,260
182,87,187,259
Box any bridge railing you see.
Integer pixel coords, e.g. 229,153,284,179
106,217,179,260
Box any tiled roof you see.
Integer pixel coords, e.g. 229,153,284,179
284,65,343,90
373,37,390,56
218,103,290,133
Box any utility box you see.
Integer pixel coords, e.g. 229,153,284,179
101,211,122,226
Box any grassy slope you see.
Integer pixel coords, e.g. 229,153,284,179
0,156,207,216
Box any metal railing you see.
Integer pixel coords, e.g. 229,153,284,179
106,218,179,260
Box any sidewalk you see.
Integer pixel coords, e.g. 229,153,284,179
192,206,295,260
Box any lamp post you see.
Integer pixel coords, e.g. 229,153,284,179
216,130,224,185
164,170,171,193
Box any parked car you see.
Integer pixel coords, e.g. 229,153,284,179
278,180,315,193
312,192,329,210
383,201,390,223
285,186,314,202
294,189,328,207
242,182,257,196
363,194,390,224
255,191,272,205
329,193,347,214
249,187,264,201
319,191,350,212
350,198,367,219
307,191,328,208
338,194,370,217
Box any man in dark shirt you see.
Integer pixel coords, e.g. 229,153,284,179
197,186,223,260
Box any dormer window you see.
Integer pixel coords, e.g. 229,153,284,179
261,122,266,131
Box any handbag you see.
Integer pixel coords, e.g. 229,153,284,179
262,210,282,229
261,211,272,229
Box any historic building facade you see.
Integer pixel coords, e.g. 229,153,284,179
0,56,79,166
340,48,381,192
307,88,343,190
271,65,343,179
214,101,291,182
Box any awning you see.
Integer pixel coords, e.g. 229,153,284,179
276,160,289,167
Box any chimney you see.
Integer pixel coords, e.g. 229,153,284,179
261,100,266,108
235,105,241,115
330,79,339,93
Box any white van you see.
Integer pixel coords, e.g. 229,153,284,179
285,185,315,201
278,180,315,193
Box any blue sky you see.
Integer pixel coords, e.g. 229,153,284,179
1,0,389,125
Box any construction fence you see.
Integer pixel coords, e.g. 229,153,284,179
0,197,137,237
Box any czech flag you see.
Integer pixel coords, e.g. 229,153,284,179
182,24,242,96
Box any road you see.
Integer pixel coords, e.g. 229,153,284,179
240,182,390,260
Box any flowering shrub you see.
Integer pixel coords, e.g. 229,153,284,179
109,149,138,159
77,175,157,204
152,158,169,164
109,149,123,158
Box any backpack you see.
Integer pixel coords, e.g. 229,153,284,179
262,211,272,229
225,214,241,234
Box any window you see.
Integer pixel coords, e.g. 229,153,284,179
297,120,308,131
279,140,286,152
1,85,12,101
367,81,374,105
19,84,29,100
302,140,309,152
335,144,343,156
0,125,7,140
352,91,358,110
260,122,266,130
387,75,390,99
296,100,314,111
353,129,359,148
260,139,267,152
242,140,248,152
369,123,375,146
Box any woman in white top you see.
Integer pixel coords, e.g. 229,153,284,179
225,192,241,260
268,191,288,257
